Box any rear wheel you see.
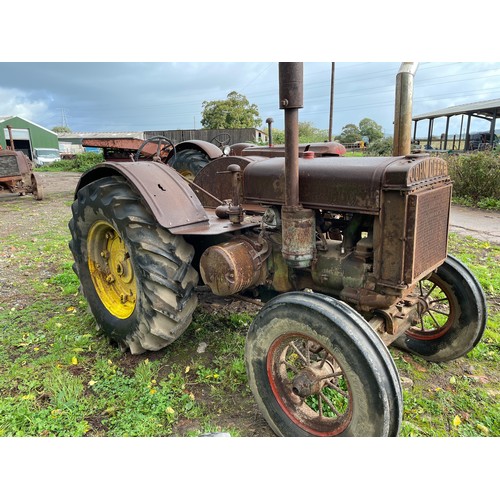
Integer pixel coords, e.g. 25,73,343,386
245,292,402,437
69,176,198,354
393,255,487,362
167,148,211,181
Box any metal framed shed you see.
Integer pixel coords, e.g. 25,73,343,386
412,99,500,151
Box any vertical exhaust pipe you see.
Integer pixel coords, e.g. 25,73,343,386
393,62,418,156
279,62,315,268
266,117,274,147
279,63,303,208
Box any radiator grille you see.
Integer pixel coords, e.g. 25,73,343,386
405,184,452,283
0,155,20,177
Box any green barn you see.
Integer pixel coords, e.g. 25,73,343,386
0,116,59,160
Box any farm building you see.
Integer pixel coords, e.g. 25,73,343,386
412,98,500,151
144,128,268,145
0,116,59,160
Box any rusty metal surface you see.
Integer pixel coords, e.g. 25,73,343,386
0,150,31,177
239,142,346,157
228,143,255,156
383,154,449,188
0,150,37,196
165,140,223,163
192,155,255,207
279,62,304,110
169,208,260,236
82,138,167,161
243,155,452,214
243,156,392,213
200,236,266,296
393,63,418,156
76,161,209,229
405,184,451,282
281,206,315,268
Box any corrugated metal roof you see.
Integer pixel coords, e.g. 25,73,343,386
413,99,500,121
57,132,144,140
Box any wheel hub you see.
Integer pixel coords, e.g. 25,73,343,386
292,361,336,398
87,221,137,319
416,295,430,315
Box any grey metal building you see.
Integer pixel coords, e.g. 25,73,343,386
412,99,500,151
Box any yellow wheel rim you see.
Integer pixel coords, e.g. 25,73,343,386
179,169,196,182
87,221,137,319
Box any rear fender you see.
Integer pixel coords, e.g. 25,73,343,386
166,140,223,163
75,161,209,229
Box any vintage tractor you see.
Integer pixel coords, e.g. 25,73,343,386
0,149,44,200
68,63,487,437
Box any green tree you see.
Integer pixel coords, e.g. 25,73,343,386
201,91,262,129
338,123,362,143
359,118,384,143
298,122,328,143
269,122,328,145
366,137,393,156
52,126,72,133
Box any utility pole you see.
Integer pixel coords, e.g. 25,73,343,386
328,63,335,142
59,108,69,129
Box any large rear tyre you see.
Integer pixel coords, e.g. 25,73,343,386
393,255,487,362
167,148,211,181
245,292,402,437
69,176,198,354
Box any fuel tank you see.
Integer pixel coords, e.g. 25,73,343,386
242,153,450,214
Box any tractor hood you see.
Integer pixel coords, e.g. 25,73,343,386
242,154,449,214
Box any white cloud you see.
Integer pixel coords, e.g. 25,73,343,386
0,87,49,123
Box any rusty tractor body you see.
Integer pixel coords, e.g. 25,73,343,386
0,149,44,200
69,63,487,437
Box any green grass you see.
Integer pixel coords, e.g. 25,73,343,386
0,194,498,437
392,233,500,437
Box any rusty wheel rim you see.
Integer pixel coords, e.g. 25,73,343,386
267,333,353,436
408,273,456,341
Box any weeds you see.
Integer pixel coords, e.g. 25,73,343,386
0,192,498,437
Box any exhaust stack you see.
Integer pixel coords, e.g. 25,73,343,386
393,62,418,156
278,62,315,268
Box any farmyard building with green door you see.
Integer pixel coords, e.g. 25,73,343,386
0,116,59,160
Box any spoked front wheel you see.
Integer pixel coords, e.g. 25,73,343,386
245,292,402,437
393,255,487,362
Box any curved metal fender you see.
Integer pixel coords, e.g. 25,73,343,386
75,161,209,229
166,140,223,163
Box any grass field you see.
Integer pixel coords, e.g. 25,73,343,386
0,192,498,438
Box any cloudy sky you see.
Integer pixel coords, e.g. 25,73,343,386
2,3,499,140
2,61,499,139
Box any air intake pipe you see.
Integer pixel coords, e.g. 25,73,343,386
393,62,418,156
278,62,315,268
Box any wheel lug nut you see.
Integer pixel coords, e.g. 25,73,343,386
106,274,115,283
101,251,110,259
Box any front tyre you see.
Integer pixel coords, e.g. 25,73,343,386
393,255,487,362
69,176,198,354
245,292,402,437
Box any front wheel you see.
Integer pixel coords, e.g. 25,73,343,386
245,292,402,437
31,172,44,200
393,255,487,362
69,176,199,354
